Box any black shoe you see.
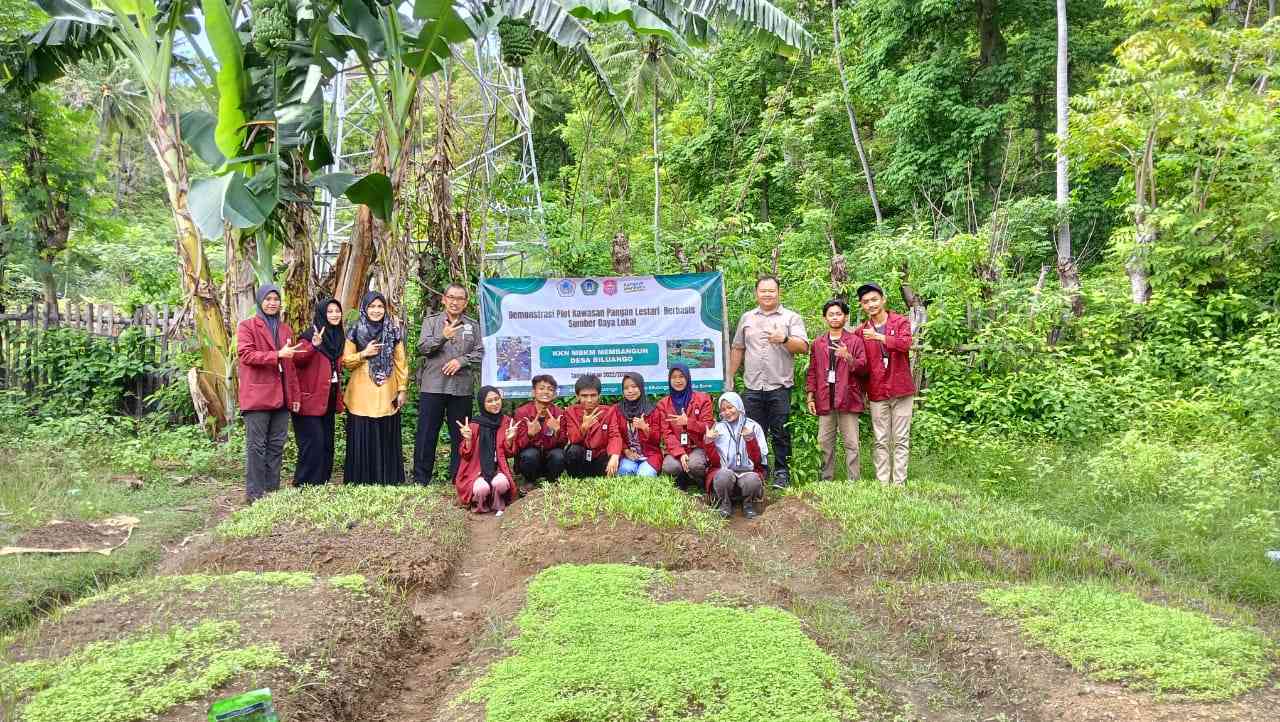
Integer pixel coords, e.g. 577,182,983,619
717,495,732,518
771,470,790,490
743,501,758,519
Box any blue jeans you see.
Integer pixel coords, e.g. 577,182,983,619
618,458,658,477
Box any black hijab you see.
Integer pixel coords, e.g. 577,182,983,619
255,283,283,349
475,385,504,481
347,291,401,386
618,372,655,420
300,298,345,363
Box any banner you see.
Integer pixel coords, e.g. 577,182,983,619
479,273,726,398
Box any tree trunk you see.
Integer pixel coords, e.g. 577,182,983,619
329,130,388,314
1054,0,1083,316
831,0,883,224
652,79,661,271
223,227,258,324
612,231,634,274
146,97,232,434
281,198,316,332
899,264,927,389
0,183,9,312
1127,132,1156,304
977,0,1007,68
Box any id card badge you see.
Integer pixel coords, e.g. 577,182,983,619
680,432,689,447
331,371,338,383
827,369,836,383
882,357,890,369
585,449,593,462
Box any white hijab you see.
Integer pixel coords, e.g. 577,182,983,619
713,392,768,471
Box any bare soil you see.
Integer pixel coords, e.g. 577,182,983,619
9,518,131,551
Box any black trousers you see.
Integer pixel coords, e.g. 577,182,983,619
413,392,472,485
564,444,609,478
743,387,792,474
516,446,566,484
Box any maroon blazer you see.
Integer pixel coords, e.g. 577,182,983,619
293,339,346,417
454,418,519,507
656,392,714,458
805,330,868,414
859,312,916,401
619,407,665,470
565,403,624,457
236,316,301,413
512,401,567,451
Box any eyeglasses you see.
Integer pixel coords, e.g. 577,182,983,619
444,295,467,301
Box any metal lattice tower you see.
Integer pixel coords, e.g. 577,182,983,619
316,32,547,279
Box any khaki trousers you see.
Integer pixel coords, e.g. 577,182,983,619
817,411,861,481
869,395,913,486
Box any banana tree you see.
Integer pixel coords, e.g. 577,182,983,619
23,0,237,435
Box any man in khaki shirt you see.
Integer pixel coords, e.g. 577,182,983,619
413,283,483,485
728,276,808,489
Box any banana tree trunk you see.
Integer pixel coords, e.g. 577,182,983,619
652,84,661,271
282,198,316,331
147,97,233,434
224,227,258,324
329,130,388,314
831,0,883,225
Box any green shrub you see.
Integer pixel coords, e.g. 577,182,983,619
214,485,466,544
533,475,725,535
979,584,1275,700
460,564,859,721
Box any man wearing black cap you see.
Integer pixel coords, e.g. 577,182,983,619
856,283,916,486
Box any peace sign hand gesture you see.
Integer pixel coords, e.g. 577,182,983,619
457,417,472,441
833,340,853,362
277,338,303,359
441,318,463,340
545,413,562,434
506,418,522,443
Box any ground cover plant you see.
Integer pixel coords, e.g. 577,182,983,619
979,583,1276,700
527,475,725,534
803,480,1141,583
459,563,860,721
0,571,408,722
0,410,238,630
186,484,468,589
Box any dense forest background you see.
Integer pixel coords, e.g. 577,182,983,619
1,0,1278,602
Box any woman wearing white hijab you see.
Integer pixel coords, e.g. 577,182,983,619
705,392,768,519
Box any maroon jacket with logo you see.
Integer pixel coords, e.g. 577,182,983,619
512,401,567,451
858,312,916,401
656,391,714,459
236,316,301,413
293,339,346,417
805,330,868,414
564,403,624,457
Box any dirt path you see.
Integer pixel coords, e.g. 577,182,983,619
373,510,521,721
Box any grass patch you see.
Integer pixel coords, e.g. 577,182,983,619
214,484,465,544
533,476,724,534
460,563,859,721
0,440,218,631
805,480,1139,582
65,571,320,612
979,583,1276,700
0,620,287,722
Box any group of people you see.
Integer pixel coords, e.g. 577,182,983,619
235,276,916,520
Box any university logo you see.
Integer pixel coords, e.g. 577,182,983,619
603,279,618,295
581,278,600,296
557,279,576,297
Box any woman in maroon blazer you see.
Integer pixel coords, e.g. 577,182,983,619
236,284,303,503
292,298,346,486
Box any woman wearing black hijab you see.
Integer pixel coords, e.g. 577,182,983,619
453,386,519,514
341,291,408,484
292,298,346,486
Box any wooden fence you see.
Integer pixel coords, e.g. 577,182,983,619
0,301,195,415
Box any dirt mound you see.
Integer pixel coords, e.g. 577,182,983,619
497,491,735,575
2,516,137,555
169,523,457,591
1,573,415,722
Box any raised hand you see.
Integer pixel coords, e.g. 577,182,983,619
768,325,787,344
277,338,303,359
861,325,885,343
457,417,472,441
632,415,649,434
526,416,542,437
705,426,720,441
667,410,689,428
545,414,562,434
580,408,600,431
362,341,383,359
506,418,521,442
833,341,853,362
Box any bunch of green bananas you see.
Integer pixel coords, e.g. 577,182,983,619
251,0,294,61
498,17,534,68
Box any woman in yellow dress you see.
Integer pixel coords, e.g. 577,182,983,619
342,291,408,484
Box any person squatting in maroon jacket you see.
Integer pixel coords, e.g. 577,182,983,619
856,283,917,486
563,374,623,477
511,375,568,487
805,299,868,481
236,284,304,503
292,298,346,486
